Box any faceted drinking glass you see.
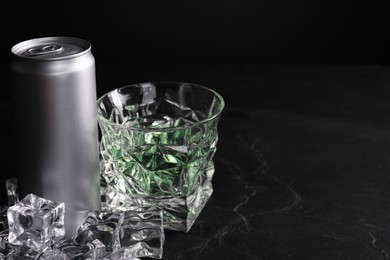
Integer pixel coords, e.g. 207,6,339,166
97,82,224,232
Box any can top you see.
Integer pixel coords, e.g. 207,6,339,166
11,36,91,60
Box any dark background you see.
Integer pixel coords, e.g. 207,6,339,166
0,1,387,102
0,1,387,65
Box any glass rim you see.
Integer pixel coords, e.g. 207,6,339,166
97,81,225,132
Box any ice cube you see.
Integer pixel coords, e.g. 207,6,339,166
38,248,68,260
40,238,105,260
103,248,141,260
117,209,164,259
0,230,11,259
7,194,65,252
2,232,44,259
83,239,106,260
0,206,7,232
6,178,19,206
4,244,41,259
75,208,164,259
75,211,121,254
0,229,8,250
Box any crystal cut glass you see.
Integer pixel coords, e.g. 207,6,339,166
6,193,65,252
97,82,224,232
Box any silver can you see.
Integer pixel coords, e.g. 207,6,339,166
10,36,100,237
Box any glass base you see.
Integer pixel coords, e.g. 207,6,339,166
101,163,214,232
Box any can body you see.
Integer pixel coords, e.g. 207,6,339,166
10,37,100,237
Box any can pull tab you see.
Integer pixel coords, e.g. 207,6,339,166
24,44,64,56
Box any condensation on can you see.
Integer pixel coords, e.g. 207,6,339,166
10,36,101,238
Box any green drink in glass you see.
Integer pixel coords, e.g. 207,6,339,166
97,82,224,232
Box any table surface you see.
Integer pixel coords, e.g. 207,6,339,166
1,63,390,259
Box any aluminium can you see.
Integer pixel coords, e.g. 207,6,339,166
10,36,101,237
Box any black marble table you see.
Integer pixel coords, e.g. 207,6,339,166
2,63,390,259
